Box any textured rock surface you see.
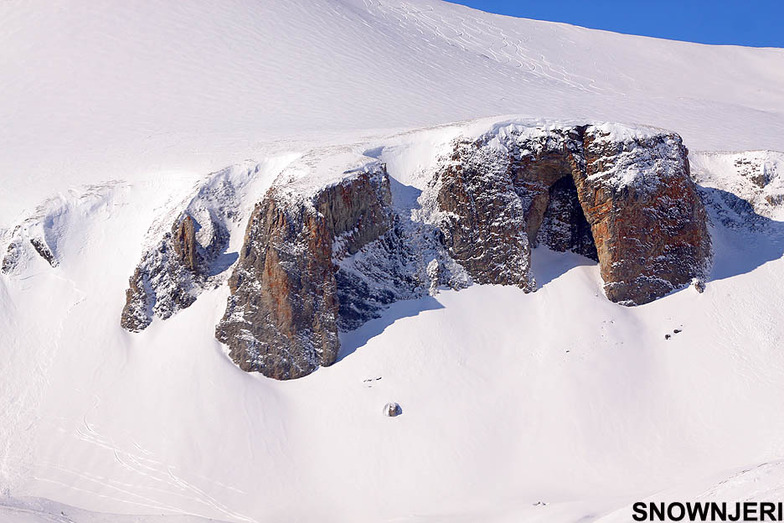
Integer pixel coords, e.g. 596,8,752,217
120,211,228,332
206,122,713,380
120,163,263,332
431,139,534,290
383,402,402,417
429,123,710,305
172,215,199,272
576,127,711,304
215,165,400,379
536,175,598,260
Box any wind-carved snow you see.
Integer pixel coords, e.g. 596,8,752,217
364,0,611,95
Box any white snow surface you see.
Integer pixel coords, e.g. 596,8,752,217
3,1,784,521
3,0,784,224
692,150,784,220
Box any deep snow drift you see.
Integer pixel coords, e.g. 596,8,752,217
2,1,784,522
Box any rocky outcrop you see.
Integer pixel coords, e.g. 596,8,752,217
172,215,199,272
433,140,534,290
1,241,22,274
691,150,784,222
2,226,70,274
576,127,711,304
383,402,402,417
207,122,711,380
120,162,265,332
215,164,406,379
429,124,711,305
120,211,229,331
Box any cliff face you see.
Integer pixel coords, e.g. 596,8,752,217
576,128,711,304
118,121,712,379
429,124,710,305
214,165,399,379
433,140,534,290
429,127,596,292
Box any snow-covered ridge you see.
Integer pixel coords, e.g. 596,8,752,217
3,0,784,225
270,148,387,205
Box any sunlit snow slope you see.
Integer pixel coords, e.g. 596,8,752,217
3,0,784,224
2,1,784,522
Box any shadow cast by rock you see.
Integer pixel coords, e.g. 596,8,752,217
530,247,598,289
337,295,444,362
700,186,784,282
209,251,239,277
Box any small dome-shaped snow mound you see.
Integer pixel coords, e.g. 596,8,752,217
384,402,402,417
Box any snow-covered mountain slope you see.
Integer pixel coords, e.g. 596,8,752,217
3,0,784,226
3,117,784,522
3,1,784,522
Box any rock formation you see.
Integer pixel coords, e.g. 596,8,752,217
215,164,411,379
117,121,712,379
172,215,199,272
2,231,59,274
429,124,711,305
577,127,711,304
120,210,229,332
119,162,262,332
433,139,535,290
383,402,402,417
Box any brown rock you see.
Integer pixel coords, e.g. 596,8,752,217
215,123,712,380
172,214,198,272
432,124,710,305
215,167,394,380
433,141,534,290
576,128,711,304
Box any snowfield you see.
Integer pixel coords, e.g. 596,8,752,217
2,1,784,521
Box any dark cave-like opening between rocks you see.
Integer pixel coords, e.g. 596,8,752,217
517,165,599,263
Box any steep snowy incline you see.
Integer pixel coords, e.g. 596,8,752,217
3,118,784,522
2,0,784,223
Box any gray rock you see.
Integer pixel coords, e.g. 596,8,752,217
120,211,229,332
